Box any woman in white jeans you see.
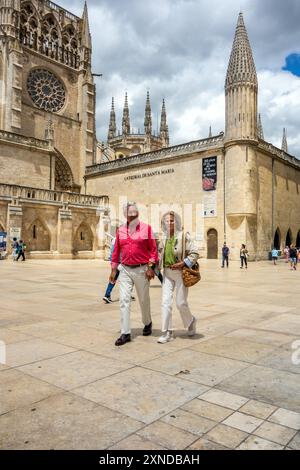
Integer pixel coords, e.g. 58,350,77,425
157,211,199,343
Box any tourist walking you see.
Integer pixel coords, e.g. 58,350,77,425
103,235,136,304
110,202,158,346
157,211,199,344
16,240,26,262
240,244,248,269
289,245,298,271
284,246,290,263
271,247,279,265
221,242,230,268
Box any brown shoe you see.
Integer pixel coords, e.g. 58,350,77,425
115,334,131,346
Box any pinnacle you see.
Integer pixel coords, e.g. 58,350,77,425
226,13,257,88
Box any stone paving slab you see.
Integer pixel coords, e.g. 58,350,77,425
1,259,300,450
218,365,300,413
72,367,207,424
0,392,143,450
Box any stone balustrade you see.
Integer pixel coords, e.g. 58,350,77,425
86,134,224,175
258,140,300,169
0,183,109,209
0,130,49,150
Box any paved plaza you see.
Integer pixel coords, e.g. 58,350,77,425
0,258,300,450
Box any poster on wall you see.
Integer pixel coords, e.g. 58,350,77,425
203,192,217,218
9,227,21,241
202,156,217,191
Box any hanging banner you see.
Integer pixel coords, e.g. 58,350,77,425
202,156,217,191
9,227,21,241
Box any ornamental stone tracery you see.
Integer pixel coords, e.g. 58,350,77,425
27,69,66,112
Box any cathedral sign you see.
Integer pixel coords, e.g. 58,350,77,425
124,168,175,181
202,157,217,191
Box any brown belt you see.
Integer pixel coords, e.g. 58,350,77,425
122,263,147,268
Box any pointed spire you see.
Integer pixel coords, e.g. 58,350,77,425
107,97,116,142
258,114,264,140
82,1,92,49
282,128,288,153
208,126,212,138
226,12,258,89
160,99,169,147
122,92,130,135
144,91,152,135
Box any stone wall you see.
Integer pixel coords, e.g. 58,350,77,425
0,138,51,189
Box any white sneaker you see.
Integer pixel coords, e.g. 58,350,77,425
188,316,197,336
157,331,174,344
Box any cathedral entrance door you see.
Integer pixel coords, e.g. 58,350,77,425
207,229,218,259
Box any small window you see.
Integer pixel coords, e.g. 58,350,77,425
33,225,36,239
80,232,85,241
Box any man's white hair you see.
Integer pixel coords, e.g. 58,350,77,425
123,201,139,217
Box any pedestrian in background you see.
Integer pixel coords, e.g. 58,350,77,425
240,244,248,269
221,242,230,268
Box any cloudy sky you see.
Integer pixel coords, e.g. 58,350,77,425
62,0,300,157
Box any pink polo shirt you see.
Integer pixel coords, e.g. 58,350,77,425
111,220,158,269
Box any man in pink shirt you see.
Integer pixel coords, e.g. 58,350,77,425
110,202,158,346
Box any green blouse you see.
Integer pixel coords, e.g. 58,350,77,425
164,236,177,267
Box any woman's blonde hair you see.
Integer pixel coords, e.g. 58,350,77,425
161,211,182,234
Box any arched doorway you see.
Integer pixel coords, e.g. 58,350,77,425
285,229,292,247
207,229,218,259
296,231,300,248
28,219,51,251
54,149,75,192
74,223,93,252
273,228,281,250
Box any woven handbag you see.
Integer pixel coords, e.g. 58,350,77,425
182,262,201,287
181,231,201,288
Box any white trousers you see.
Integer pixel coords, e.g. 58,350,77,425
162,268,194,333
118,264,152,335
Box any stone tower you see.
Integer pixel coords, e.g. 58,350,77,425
225,12,258,141
144,91,152,151
282,128,288,153
0,0,22,131
224,13,259,258
107,97,116,142
122,92,130,136
0,0,96,191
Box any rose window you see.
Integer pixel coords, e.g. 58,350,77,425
27,69,66,112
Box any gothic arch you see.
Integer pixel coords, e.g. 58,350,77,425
27,218,51,252
40,13,62,59
54,149,74,192
74,222,94,252
20,1,40,49
285,228,293,247
273,228,281,250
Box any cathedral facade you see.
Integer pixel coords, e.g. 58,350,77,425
0,2,299,261
0,0,109,258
